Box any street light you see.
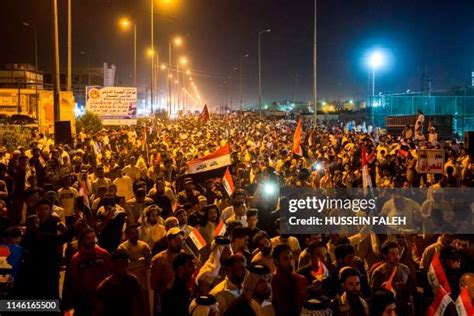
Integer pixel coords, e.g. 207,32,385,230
168,36,183,115
258,29,271,118
119,18,137,86
22,22,39,117
368,51,384,96
177,56,188,112
240,53,249,111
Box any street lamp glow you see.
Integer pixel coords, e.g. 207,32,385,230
147,48,155,56
173,36,183,46
179,56,188,65
369,51,384,69
186,69,191,75
119,18,131,30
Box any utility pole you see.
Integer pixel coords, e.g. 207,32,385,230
258,29,271,118
168,43,172,116
150,0,154,112
240,54,248,111
52,0,61,122
133,24,137,87
67,0,72,91
313,0,318,127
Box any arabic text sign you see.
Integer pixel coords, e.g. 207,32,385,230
417,149,445,174
85,86,137,124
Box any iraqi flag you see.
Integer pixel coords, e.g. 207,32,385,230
427,286,453,316
361,146,373,189
383,266,398,296
310,261,329,282
222,168,235,197
214,220,227,237
428,251,452,294
198,104,210,124
186,144,232,175
293,117,303,156
186,227,207,255
455,287,474,316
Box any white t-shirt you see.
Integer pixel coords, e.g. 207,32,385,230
113,176,134,201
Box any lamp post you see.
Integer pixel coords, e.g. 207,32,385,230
52,0,61,123
67,0,72,91
22,22,39,117
368,51,384,97
168,37,182,116
258,29,271,118
313,0,317,126
240,53,249,111
119,19,137,87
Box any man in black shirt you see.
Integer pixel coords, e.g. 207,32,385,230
96,249,145,316
161,252,196,316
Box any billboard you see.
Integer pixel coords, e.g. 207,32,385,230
85,86,137,125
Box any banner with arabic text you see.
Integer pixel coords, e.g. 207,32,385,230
85,86,137,125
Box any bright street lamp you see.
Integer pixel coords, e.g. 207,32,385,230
368,50,384,96
119,18,137,86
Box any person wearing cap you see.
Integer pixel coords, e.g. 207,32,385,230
177,177,201,207
95,249,145,316
209,253,247,314
330,267,368,316
150,226,185,315
370,241,414,315
225,264,274,316
189,295,220,316
161,252,196,316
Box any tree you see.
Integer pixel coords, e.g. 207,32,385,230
76,111,103,134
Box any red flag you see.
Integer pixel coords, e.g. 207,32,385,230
455,287,474,316
361,146,372,189
427,286,453,316
428,251,452,294
308,128,313,147
310,261,329,281
293,117,303,156
198,104,210,124
214,220,227,237
222,167,235,196
384,266,398,296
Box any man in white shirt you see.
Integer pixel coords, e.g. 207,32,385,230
113,166,134,201
58,176,79,228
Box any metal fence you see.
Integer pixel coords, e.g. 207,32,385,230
370,95,474,137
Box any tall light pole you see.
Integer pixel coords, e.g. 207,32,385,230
52,0,61,123
368,51,384,97
67,0,72,91
119,18,137,87
22,22,39,117
258,29,271,118
150,0,154,111
178,56,188,113
168,37,183,115
313,0,317,127
240,53,249,111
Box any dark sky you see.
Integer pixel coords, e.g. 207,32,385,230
1,0,474,107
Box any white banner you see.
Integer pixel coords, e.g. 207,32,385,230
417,149,445,174
86,86,137,125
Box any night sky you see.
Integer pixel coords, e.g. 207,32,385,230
1,0,474,107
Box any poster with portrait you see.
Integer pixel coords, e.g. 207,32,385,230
85,86,137,125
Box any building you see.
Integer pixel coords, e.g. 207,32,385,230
0,63,43,90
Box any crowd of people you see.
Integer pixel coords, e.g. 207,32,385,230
0,114,472,316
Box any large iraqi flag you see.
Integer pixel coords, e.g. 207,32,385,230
428,251,451,294
186,144,232,175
